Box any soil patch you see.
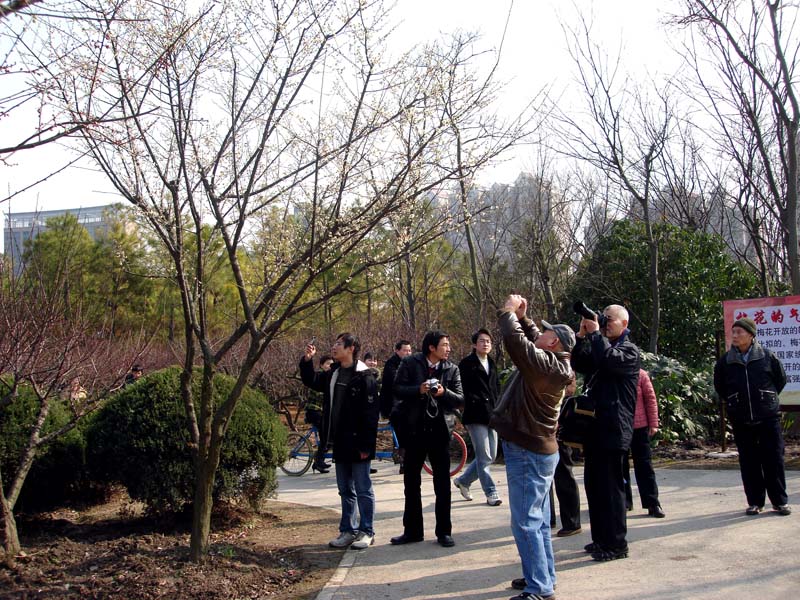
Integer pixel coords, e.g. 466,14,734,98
1,493,344,600
651,438,800,470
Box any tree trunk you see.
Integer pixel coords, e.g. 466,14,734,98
0,468,21,561
403,248,415,330
189,457,215,562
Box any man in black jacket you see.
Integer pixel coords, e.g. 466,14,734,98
300,333,380,550
571,304,640,562
390,331,464,548
454,328,502,506
380,339,412,419
714,317,790,516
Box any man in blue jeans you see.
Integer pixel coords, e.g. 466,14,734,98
490,295,575,600
299,333,380,550
455,328,502,506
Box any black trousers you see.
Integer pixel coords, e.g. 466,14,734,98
584,446,628,552
732,418,788,507
623,427,660,509
401,429,452,538
550,442,581,530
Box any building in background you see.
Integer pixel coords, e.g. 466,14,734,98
3,205,116,275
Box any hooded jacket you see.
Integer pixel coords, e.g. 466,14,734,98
299,358,380,462
570,329,640,451
713,340,786,424
391,351,464,445
489,311,573,455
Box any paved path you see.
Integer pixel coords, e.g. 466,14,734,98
277,461,800,600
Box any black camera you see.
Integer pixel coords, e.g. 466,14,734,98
573,301,608,328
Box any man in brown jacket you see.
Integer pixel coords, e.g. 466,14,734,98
490,294,574,600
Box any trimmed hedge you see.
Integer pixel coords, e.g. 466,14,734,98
86,367,286,514
0,381,88,511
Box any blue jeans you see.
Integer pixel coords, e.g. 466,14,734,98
335,461,375,535
503,440,558,597
458,424,498,496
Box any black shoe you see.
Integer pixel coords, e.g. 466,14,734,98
370,468,378,474
648,505,665,518
591,546,629,562
437,535,455,547
509,593,554,600
511,577,526,590
584,542,599,553
398,465,405,474
390,533,424,545
556,527,582,537
312,464,330,473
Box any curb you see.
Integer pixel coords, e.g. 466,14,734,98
315,547,359,600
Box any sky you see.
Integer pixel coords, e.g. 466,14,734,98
0,0,678,246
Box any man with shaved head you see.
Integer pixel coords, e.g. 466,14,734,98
571,304,640,562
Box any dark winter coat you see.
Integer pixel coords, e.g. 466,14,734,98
391,352,464,446
299,358,380,462
714,341,787,425
489,312,573,455
380,352,403,419
570,329,640,451
459,351,500,426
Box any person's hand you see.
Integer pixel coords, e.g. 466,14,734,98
360,451,370,460
582,317,599,335
504,294,527,319
648,426,659,437
304,343,317,361
433,384,445,397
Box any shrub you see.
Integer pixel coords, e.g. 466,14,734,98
86,367,286,514
641,353,719,444
0,382,88,511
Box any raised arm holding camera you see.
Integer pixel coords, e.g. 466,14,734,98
570,303,640,562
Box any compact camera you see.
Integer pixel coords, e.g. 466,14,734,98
573,301,609,328
425,378,440,393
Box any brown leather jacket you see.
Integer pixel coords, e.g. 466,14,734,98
490,310,573,455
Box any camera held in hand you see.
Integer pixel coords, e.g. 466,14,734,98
573,301,608,328
425,378,440,394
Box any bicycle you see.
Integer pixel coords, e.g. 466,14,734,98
280,420,467,477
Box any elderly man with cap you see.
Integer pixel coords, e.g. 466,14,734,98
714,316,790,516
490,294,574,600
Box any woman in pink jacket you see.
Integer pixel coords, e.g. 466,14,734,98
624,369,665,518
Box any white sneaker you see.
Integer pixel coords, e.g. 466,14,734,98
454,478,473,501
329,531,357,548
350,531,375,549
486,492,502,506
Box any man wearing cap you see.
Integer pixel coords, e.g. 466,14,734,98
571,303,640,563
490,294,574,600
714,317,790,516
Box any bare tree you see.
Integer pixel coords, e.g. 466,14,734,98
555,14,676,352
0,259,146,563
671,0,800,293
45,0,527,561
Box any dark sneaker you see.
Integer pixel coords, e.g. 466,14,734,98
773,504,792,516
329,531,357,548
509,593,556,600
556,527,582,537
745,505,764,515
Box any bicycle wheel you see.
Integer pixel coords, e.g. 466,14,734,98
423,431,467,477
280,432,314,476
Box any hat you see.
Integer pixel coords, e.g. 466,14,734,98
541,320,576,352
733,317,757,337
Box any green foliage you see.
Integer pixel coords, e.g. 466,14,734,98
0,382,88,511
563,220,760,366
641,352,719,444
86,367,286,514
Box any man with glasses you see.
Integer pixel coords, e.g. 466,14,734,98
454,328,502,506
